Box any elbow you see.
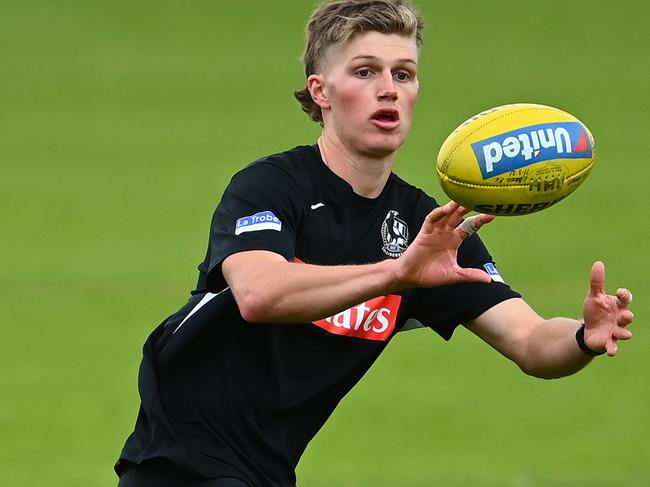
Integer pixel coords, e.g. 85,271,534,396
511,340,567,380
519,365,564,380
517,358,575,380
513,350,556,380
234,286,271,323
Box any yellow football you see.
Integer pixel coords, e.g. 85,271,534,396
436,103,595,215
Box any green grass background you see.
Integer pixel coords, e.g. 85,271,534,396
2,1,648,486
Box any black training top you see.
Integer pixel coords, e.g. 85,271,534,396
116,145,520,486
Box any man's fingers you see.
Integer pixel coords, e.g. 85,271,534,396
457,214,496,238
448,204,472,228
457,216,479,236
424,202,493,240
425,201,457,224
616,288,633,308
455,266,493,284
614,326,633,340
424,201,473,231
606,338,618,357
589,261,606,297
618,309,634,327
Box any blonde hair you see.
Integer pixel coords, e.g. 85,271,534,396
294,0,424,125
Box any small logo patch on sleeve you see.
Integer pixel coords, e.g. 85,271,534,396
235,211,282,235
483,263,505,283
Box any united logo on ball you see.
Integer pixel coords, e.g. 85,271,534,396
436,103,595,215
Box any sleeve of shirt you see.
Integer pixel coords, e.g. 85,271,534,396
200,160,307,292
406,232,522,341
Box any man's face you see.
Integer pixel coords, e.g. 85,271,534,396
318,31,419,158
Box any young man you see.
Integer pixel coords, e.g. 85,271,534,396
115,1,634,486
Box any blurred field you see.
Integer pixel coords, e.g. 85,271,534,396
1,1,648,486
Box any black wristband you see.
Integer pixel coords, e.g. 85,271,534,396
575,323,605,356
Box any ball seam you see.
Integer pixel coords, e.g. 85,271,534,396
437,160,593,189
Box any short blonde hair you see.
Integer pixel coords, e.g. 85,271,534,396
294,0,424,125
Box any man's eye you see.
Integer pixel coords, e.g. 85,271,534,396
356,69,372,77
395,71,411,81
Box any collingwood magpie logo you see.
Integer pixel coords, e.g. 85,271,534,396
381,210,409,258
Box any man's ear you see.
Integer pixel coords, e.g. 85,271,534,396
307,74,331,110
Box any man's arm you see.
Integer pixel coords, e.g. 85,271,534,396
223,202,493,323
466,261,634,379
222,250,399,323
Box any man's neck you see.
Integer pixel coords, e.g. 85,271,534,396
318,134,394,199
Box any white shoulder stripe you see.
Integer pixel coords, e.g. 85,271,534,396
172,289,227,334
401,318,424,332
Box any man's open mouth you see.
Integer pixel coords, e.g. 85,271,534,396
371,109,400,128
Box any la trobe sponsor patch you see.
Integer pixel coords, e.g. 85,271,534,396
235,211,282,235
381,210,409,258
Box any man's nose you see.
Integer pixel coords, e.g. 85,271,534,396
377,71,398,101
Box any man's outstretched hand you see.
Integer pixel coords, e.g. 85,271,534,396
583,261,634,356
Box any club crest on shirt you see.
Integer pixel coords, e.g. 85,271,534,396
381,210,409,258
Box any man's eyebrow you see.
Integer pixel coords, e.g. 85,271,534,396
349,55,417,65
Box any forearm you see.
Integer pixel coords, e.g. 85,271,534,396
468,299,596,380
224,252,402,323
518,317,593,379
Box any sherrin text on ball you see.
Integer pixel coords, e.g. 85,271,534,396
436,104,595,215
